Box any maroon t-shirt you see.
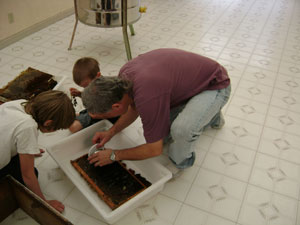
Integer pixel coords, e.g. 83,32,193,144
119,48,230,143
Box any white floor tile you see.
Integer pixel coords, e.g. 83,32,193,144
279,61,300,77
114,194,182,225
258,127,300,165
271,89,300,113
202,139,256,182
191,42,223,59
265,106,300,136
242,65,277,87
275,74,300,94
60,206,85,225
214,116,263,151
174,204,235,225
226,95,268,125
225,39,256,53
234,79,274,104
185,168,247,221
249,153,300,199
1,209,39,225
1,0,300,224
77,214,107,225
238,185,298,225
161,165,199,202
219,48,252,65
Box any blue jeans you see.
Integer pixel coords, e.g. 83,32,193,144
167,84,231,169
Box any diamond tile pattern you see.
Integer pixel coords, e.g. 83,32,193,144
1,0,300,224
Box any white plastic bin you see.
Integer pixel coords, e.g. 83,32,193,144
47,120,172,224
53,75,66,91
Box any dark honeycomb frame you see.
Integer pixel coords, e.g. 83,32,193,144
71,154,151,210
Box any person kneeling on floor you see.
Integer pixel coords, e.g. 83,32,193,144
82,48,231,177
0,90,75,213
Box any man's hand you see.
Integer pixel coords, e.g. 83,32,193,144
92,130,114,148
88,149,114,167
88,139,164,167
69,88,81,97
46,200,65,213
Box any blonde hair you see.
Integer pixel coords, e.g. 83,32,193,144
72,57,100,85
23,90,75,130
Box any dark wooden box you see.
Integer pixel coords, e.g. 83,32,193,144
0,175,72,225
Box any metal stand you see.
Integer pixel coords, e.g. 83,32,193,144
68,0,134,61
122,0,132,60
129,24,135,35
68,0,78,51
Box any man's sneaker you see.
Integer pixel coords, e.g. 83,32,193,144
211,112,225,129
166,163,184,179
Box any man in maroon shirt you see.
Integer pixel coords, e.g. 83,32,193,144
82,48,231,174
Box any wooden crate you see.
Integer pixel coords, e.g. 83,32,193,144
0,175,72,225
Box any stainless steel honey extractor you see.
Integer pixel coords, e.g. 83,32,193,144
68,0,141,60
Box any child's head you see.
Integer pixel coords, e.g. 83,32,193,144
23,90,75,132
73,57,100,88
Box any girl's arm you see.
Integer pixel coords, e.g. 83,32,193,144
19,154,45,199
19,154,65,213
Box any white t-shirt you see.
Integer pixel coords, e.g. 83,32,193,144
0,99,40,169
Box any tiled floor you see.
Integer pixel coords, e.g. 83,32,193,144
1,0,300,224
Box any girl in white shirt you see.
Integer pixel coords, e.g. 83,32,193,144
0,90,75,213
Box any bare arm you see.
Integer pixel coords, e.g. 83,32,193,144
19,154,65,212
89,139,163,166
116,139,163,160
110,104,139,135
93,104,139,146
19,154,46,200
69,88,81,97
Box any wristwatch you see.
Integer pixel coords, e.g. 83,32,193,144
110,150,116,161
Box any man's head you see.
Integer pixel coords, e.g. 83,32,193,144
73,57,100,87
24,90,76,132
82,76,132,119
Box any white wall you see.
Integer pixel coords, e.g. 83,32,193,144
0,0,74,48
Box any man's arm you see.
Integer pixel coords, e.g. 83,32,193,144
116,139,163,160
109,104,139,135
89,139,163,167
93,104,139,146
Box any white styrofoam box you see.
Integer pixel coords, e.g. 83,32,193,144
52,75,67,91
47,120,172,224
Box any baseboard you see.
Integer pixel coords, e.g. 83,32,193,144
0,8,74,50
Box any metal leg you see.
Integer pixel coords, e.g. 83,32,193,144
123,27,132,61
129,24,135,36
68,0,79,50
122,0,132,60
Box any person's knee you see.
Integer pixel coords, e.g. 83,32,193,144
170,121,201,142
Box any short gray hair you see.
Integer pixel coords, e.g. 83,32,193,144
82,76,132,114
